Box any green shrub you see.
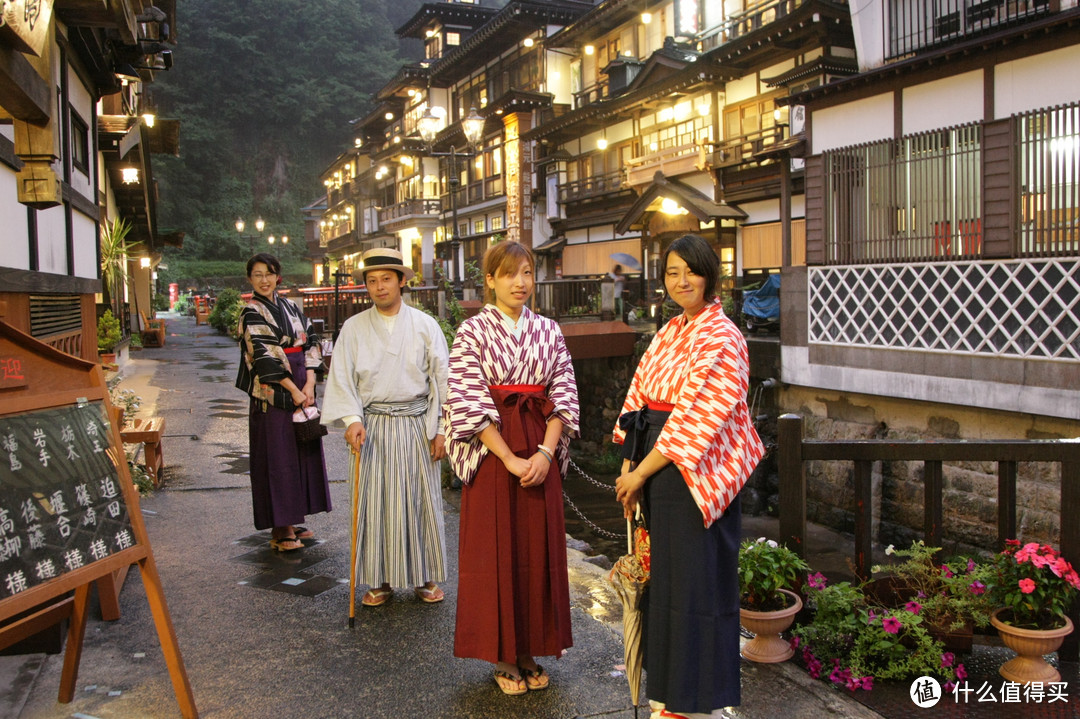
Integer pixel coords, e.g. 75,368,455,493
208,288,245,337
97,310,121,352
151,293,170,312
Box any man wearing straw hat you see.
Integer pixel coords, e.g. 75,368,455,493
321,248,449,615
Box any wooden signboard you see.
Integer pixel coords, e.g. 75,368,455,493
0,320,196,717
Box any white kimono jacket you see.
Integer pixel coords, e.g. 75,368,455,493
321,303,448,439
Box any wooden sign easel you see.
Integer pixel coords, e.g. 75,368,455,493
0,320,197,717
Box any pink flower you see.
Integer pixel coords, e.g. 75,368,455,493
807,572,827,590
1067,570,1080,590
1049,557,1070,578
789,636,800,649
944,680,956,693
940,652,955,668
1018,577,1036,594
882,616,902,634
845,674,861,691
867,609,877,623
966,558,976,573
859,676,874,691
955,663,967,681
941,564,954,578
1030,553,1050,568
969,580,986,595
905,600,922,615
1015,542,1040,562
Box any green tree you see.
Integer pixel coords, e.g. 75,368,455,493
154,0,414,265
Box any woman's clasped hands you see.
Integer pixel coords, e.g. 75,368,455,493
504,451,550,488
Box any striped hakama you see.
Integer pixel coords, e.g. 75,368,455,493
350,398,446,588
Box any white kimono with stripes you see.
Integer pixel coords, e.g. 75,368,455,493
321,304,449,588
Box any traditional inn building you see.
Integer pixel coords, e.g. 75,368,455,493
781,1,1080,548
1,1,179,362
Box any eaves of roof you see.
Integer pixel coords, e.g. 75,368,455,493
395,2,499,39
428,0,592,86
785,6,1080,108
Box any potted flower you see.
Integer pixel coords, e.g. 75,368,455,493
870,540,994,651
793,572,971,692
738,537,810,662
987,539,1080,683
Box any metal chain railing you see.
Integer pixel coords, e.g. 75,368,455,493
562,457,624,540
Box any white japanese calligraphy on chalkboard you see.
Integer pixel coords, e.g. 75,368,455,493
0,401,134,598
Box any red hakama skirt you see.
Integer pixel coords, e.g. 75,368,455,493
453,386,572,664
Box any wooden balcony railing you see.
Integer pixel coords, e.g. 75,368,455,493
572,79,609,110
532,279,603,322
701,0,804,50
378,198,440,225
711,125,787,168
557,171,627,203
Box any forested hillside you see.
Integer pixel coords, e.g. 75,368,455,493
153,0,427,266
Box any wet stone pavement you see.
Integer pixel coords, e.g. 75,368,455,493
2,312,1076,719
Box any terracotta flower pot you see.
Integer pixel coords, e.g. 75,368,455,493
740,588,803,663
990,608,1074,684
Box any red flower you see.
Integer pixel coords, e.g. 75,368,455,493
881,616,902,634
1018,578,1036,594
904,600,922,615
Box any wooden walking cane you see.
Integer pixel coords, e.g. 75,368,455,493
348,447,360,628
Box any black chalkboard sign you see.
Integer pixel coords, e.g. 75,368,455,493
0,319,197,716
1,401,136,601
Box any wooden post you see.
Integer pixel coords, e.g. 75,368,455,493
1060,460,1080,662
997,460,1017,548
853,460,873,580
924,460,943,549
778,414,806,557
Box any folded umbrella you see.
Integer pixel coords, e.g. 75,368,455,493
608,510,650,718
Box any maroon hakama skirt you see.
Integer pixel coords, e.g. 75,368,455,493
247,350,331,529
453,386,573,664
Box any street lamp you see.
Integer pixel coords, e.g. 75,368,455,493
417,105,485,298
235,217,265,256
268,234,289,245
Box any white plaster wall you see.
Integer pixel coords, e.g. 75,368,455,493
72,210,98,279
903,71,984,133
35,206,68,274
724,75,758,105
68,66,95,199
737,196,805,224
995,45,1080,118
782,346,1080,421
682,172,714,198
812,93,893,153
849,0,884,71
0,169,30,270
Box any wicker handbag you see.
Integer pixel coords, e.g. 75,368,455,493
293,406,328,443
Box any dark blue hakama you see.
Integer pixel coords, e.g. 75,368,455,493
638,408,742,713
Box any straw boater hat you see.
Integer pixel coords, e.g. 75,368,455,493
360,248,415,282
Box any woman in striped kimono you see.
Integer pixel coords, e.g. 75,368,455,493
445,241,580,696
236,253,331,552
613,234,765,719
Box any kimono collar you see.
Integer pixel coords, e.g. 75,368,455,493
679,298,722,328
250,291,285,326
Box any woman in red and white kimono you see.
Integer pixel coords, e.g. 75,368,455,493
614,234,764,718
444,241,580,696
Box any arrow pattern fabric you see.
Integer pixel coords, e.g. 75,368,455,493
614,299,764,527
444,305,580,484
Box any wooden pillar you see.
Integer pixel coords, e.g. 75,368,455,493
777,413,806,557
502,112,533,248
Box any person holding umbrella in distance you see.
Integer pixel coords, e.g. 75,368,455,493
613,234,764,718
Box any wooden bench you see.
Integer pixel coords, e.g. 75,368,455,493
120,416,166,486
194,297,211,325
139,310,166,347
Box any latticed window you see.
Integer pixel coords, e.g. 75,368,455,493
823,123,982,264
1017,102,1080,258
